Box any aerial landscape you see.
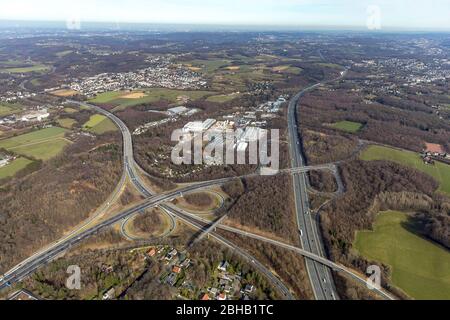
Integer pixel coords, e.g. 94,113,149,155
0,0,449,307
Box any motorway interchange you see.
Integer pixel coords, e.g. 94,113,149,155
0,73,395,301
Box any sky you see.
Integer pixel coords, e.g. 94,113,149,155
0,0,449,31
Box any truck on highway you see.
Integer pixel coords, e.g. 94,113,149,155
299,229,303,237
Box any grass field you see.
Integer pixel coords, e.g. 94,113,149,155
0,105,14,117
50,89,78,97
0,157,33,179
63,107,78,114
330,120,363,133
316,62,342,69
0,64,50,73
30,78,41,86
83,114,117,134
272,65,302,75
88,89,214,111
361,145,450,195
13,139,70,160
57,118,77,129
184,59,230,73
354,211,450,300
0,104,21,117
56,50,73,58
0,127,69,160
206,93,241,103
218,66,279,91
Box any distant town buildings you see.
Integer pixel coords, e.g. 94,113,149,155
69,56,207,97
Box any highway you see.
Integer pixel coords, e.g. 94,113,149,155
70,101,294,299
0,100,294,299
287,73,348,300
0,90,396,300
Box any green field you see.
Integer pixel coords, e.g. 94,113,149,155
0,127,69,160
83,114,117,134
185,59,230,73
63,107,78,114
361,145,450,195
0,157,34,179
57,118,77,129
0,105,12,116
30,78,42,86
88,91,123,104
316,62,342,69
206,93,241,103
13,139,70,160
354,211,450,300
88,89,214,111
56,50,73,58
218,66,280,91
0,64,50,73
331,120,363,133
283,66,302,75
0,104,20,117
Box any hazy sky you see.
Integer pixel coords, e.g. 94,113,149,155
0,0,449,30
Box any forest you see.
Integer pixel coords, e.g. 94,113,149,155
0,134,122,273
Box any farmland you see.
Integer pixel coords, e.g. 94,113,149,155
0,127,70,160
330,120,363,133
354,211,450,300
272,65,302,74
360,145,450,195
63,107,78,114
83,114,117,134
206,92,241,103
88,89,214,111
184,59,230,73
57,118,77,129
50,89,79,97
0,64,50,74
0,157,34,179
0,103,21,117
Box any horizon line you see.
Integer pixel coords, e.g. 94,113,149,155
1,19,450,33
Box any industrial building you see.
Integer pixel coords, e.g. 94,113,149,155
167,106,190,116
183,119,216,133
20,109,50,122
